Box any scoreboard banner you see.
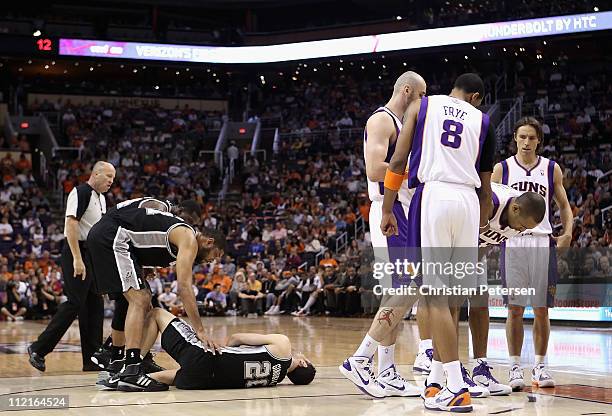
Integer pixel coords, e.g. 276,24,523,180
488,283,612,322
58,11,612,64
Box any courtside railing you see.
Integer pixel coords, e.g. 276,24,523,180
335,232,348,253
354,215,365,237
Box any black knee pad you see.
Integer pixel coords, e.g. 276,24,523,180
111,296,129,331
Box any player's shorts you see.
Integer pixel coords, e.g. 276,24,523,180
161,318,214,389
87,218,147,295
500,234,557,308
408,181,479,293
370,199,419,303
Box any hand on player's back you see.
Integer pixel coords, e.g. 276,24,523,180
196,329,225,355
381,212,398,236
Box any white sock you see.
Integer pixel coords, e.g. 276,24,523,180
378,344,395,375
443,361,464,392
353,334,379,359
535,355,545,366
303,296,316,312
419,339,433,352
427,359,445,385
510,355,521,366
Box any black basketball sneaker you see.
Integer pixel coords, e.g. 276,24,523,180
91,346,112,370
141,352,165,374
117,363,169,392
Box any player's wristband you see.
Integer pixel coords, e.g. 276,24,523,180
384,169,404,191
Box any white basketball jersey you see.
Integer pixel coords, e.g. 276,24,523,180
364,106,413,205
407,95,490,189
479,183,523,247
500,155,555,235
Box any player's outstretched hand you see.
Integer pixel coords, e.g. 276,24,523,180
381,212,398,236
196,329,224,355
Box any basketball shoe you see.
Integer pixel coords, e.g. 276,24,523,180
116,363,169,392
141,352,165,373
413,348,433,374
91,346,112,370
531,364,555,388
424,387,472,412
461,364,490,398
421,380,443,400
472,360,511,396
377,365,421,397
508,364,525,391
117,373,169,392
339,356,386,398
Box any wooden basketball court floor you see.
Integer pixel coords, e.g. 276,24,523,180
0,316,609,415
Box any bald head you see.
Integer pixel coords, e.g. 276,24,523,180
393,71,426,95
89,161,116,193
92,161,114,174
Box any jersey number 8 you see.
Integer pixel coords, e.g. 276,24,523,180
440,119,463,149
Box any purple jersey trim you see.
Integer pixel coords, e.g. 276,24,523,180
491,191,500,220
475,112,491,172
547,159,556,226
513,155,541,177
501,160,509,185
407,96,429,188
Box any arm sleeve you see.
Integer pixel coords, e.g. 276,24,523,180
65,188,78,218
479,122,496,173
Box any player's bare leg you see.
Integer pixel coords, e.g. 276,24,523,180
414,302,434,374
531,307,554,387
120,288,152,375
506,304,526,390
340,294,420,398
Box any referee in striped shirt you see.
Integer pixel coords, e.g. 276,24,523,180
28,161,116,372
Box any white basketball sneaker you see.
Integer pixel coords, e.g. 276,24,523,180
424,386,473,413
461,364,490,398
472,360,512,396
413,348,433,374
508,364,525,391
339,356,386,398
377,365,421,397
532,364,555,388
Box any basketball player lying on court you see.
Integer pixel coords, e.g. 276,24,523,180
99,307,316,391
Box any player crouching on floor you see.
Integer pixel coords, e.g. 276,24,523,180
99,307,316,391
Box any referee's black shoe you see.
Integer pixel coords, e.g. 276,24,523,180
27,345,46,372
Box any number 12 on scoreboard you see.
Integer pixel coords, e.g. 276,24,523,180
36,38,53,51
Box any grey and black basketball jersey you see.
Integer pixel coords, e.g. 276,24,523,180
108,206,194,267
107,197,172,216
212,345,291,388
170,320,290,388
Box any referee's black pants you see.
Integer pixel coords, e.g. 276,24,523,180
31,243,104,365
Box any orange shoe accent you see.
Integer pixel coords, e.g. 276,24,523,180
424,385,441,398
449,392,472,407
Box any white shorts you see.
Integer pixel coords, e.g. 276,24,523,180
408,181,480,290
501,234,558,307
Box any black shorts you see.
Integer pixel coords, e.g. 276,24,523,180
161,318,215,389
87,219,147,295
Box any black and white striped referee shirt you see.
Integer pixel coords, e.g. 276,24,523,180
64,183,106,241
